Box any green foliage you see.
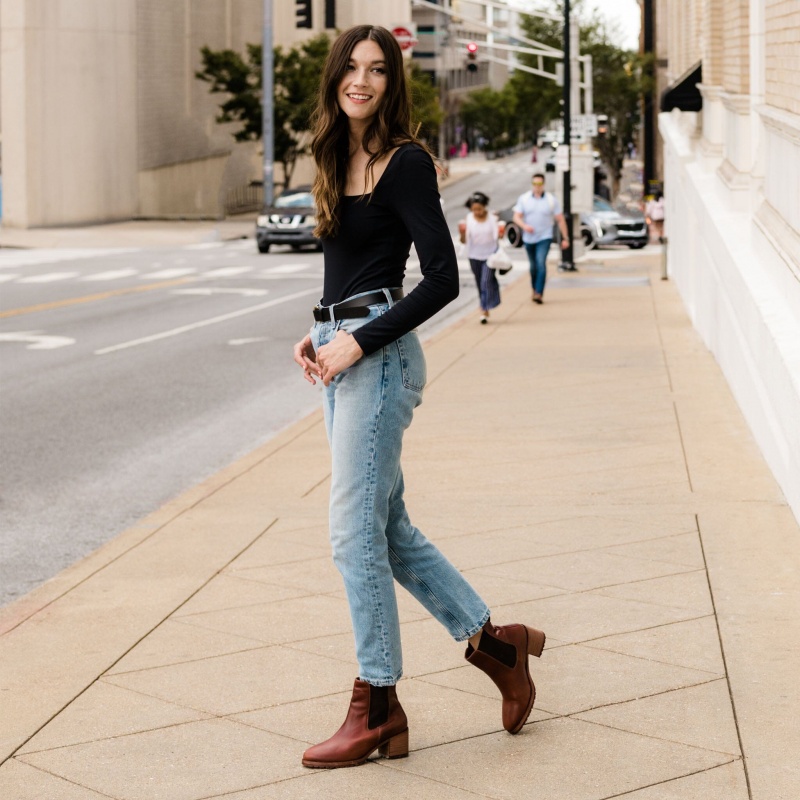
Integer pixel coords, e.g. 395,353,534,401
501,1,650,193
460,84,518,151
196,34,331,187
407,64,444,146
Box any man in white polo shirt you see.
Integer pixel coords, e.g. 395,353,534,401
513,173,570,304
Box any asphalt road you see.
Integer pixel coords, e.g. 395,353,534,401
0,149,535,607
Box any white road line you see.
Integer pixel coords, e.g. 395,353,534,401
202,266,254,277
80,269,139,282
184,242,224,250
18,272,80,284
0,274,21,283
0,248,138,269
173,287,268,297
95,286,321,356
141,267,196,279
0,331,75,350
261,263,312,274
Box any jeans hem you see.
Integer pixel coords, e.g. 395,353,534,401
358,671,403,687
455,608,491,642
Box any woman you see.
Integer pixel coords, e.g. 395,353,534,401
292,25,545,769
459,191,502,324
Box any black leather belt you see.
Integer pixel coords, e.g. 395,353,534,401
313,288,404,322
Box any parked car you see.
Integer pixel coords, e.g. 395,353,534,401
580,196,648,249
255,185,321,253
498,195,649,250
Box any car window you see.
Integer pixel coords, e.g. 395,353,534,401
593,197,614,212
275,192,314,208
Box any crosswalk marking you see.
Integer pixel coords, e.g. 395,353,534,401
142,267,196,279
18,272,80,284
202,266,253,278
81,269,139,282
262,263,311,274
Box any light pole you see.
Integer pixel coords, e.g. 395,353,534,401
560,0,576,271
262,0,274,209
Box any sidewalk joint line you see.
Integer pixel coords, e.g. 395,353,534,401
595,759,740,800
694,513,754,799
574,713,744,760
8,758,121,799
0,415,322,636
672,402,695,492
2,519,281,765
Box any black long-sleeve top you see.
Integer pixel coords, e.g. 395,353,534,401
321,143,459,356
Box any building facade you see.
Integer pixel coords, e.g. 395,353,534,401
0,0,412,228
658,0,800,520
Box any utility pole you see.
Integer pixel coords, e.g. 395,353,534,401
560,0,576,271
262,0,274,209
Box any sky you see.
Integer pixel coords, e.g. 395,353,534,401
585,0,641,50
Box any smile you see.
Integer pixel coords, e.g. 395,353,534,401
347,94,372,102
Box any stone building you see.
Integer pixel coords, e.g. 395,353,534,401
0,0,410,228
657,0,800,520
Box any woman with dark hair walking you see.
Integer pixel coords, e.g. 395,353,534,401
459,191,502,323
293,24,546,769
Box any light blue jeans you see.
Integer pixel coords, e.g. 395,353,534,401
310,291,490,686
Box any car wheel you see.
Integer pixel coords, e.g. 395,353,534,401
628,242,646,249
581,229,596,250
257,241,270,254
506,224,524,248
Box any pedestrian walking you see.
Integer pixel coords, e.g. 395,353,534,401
513,172,570,303
292,24,546,770
458,191,502,324
645,193,665,243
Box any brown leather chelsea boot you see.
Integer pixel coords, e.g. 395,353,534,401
465,619,546,734
302,678,409,768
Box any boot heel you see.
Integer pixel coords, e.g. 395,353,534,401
526,627,546,658
379,728,409,759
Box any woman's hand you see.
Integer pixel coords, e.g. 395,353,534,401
316,330,364,386
293,334,322,385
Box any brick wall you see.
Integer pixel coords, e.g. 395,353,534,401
766,0,800,114
722,0,750,95
702,0,725,85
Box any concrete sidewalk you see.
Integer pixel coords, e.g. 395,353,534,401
2,251,799,799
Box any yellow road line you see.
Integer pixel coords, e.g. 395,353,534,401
0,278,194,319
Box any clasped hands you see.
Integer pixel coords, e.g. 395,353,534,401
293,330,364,386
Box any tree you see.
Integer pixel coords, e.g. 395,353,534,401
196,34,331,188
460,85,517,152
197,38,445,187
508,1,650,195
407,63,444,147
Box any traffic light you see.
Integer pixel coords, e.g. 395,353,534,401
296,0,312,29
597,114,609,137
466,42,478,72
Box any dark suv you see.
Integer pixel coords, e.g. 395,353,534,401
256,186,321,253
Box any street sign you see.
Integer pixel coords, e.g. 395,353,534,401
556,144,570,172
571,114,598,139
392,25,418,50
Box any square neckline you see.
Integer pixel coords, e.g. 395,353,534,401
341,144,410,197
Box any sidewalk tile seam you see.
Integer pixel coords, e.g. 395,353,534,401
8,757,121,800
377,763,503,800
475,564,705,597
569,683,743,758
4,522,288,757
670,402,696,492
694,514,755,800
594,759,742,800
534,673,725,718
171,587,323,620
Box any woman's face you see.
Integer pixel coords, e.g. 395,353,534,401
338,39,388,126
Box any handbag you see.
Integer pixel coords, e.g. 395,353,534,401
486,247,513,274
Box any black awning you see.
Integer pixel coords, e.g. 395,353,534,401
660,61,702,112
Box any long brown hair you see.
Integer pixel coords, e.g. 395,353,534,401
310,25,427,238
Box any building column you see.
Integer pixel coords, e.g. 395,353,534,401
0,0,138,228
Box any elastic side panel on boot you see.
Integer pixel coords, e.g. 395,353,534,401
368,684,390,729
479,629,517,668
